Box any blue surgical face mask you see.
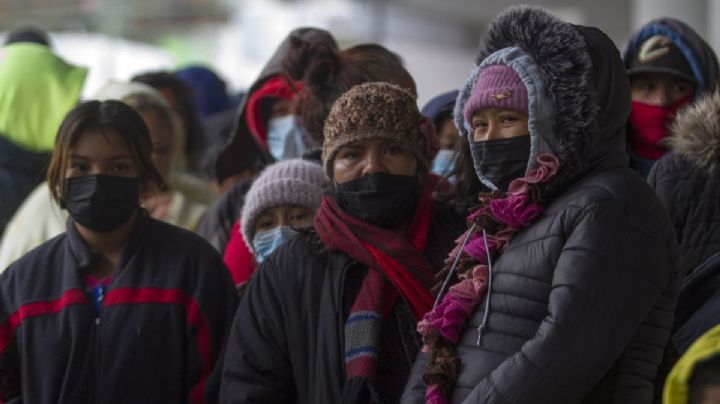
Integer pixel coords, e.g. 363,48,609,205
267,115,308,161
431,149,457,177
252,226,299,263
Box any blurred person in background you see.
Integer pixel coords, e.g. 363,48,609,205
220,82,464,404
422,90,461,179
0,100,236,403
0,26,87,235
176,64,242,182
197,27,338,253
132,71,208,178
222,159,325,289
623,18,720,178
0,81,209,270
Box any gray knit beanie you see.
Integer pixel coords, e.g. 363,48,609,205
240,159,326,249
322,82,439,179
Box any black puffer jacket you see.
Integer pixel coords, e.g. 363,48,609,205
648,92,720,277
220,201,464,404
401,7,680,404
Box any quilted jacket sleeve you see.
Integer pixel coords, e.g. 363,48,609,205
463,198,679,403
0,270,21,402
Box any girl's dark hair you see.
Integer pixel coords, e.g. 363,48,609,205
47,100,164,204
131,71,205,169
434,135,485,214
282,36,417,143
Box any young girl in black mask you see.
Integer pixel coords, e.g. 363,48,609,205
220,82,464,404
0,100,237,403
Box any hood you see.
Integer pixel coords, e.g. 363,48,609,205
455,6,630,188
0,43,87,152
215,27,337,184
623,18,720,99
175,65,233,118
664,324,720,404
666,91,720,172
422,90,459,122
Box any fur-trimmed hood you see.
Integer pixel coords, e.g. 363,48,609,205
624,18,720,99
667,91,720,172
455,6,631,187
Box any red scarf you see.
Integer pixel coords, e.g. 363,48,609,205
628,93,693,160
313,181,436,320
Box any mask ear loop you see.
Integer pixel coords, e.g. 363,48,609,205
434,223,477,308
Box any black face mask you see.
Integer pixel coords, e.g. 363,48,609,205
332,172,421,229
470,135,531,192
63,175,140,232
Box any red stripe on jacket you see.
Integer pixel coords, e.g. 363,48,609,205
0,288,87,354
103,287,213,404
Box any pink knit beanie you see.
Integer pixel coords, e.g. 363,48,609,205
463,64,528,127
240,159,326,248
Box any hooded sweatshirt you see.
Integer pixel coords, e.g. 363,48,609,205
663,324,720,404
199,28,337,253
401,6,679,403
623,18,720,177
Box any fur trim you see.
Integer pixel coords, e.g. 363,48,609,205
668,91,720,172
474,6,595,171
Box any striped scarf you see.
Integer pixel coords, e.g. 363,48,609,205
313,180,436,403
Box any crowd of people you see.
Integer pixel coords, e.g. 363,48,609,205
1,5,720,404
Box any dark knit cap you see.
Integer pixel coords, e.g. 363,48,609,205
322,82,437,178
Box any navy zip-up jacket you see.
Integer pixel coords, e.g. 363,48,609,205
0,215,238,403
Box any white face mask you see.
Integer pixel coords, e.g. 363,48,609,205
266,115,307,161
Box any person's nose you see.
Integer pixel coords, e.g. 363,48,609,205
360,150,385,176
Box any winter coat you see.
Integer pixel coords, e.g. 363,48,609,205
648,92,720,278
219,201,465,404
214,28,337,184
197,179,253,252
623,18,720,177
0,215,238,403
401,7,680,403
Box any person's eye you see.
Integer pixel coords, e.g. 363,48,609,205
110,163,130,173
473,119,488,130
499,115,519,125
385,144,403,155
256,220,274,231
338,149,360,160
672,82,692,95
290,212,308,222
69,162,88,174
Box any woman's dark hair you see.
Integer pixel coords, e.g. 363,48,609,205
434,134,484,214
131,71,205,169
47,100,164,204
282,36,417,143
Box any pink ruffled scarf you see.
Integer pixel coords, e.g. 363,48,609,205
418,153,560,404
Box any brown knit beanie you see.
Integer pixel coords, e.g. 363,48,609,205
322,82,438,178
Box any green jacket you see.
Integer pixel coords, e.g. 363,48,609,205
0,43,87,151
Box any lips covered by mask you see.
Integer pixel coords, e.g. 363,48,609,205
63,174,140,232
332,172,421,229
470,135,531,192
